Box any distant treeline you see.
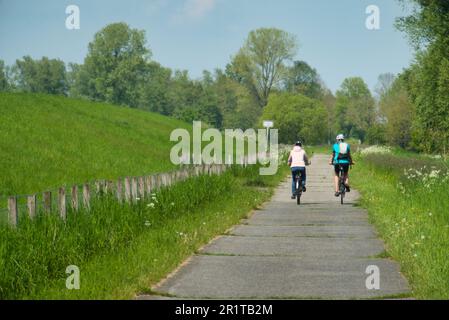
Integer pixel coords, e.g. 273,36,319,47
0,0,447,152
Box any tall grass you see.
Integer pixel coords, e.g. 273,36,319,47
0,160,289,300
352,151,449,299
0,92,189,196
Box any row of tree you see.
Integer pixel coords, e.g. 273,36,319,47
6,11,444,151
0,23,342,144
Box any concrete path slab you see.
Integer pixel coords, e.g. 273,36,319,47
154,255,409,299
230,225,378,239
200,236,385,258
147,154,411,300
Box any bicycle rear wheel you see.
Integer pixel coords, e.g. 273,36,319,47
296,178,301,205
339,176,346,205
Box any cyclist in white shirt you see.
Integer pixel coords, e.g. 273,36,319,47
288,141,310,200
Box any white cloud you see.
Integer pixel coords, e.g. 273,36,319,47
172,0,217,23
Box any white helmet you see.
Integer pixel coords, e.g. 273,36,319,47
336,134,345,141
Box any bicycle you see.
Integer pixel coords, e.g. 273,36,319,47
331,163,353,205
336,164,346,205
293,171,304,205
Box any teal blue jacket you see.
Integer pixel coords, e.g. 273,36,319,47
332,142,352,164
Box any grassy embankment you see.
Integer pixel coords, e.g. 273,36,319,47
0,93,289,299
0,92,188,197
352,146,449,299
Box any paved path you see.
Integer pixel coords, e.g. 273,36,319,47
141,154,410,300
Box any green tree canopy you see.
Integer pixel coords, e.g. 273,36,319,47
379,72,415,148
396,0,449,153
12,56,67,95
227,28,298,108
261,93,328,145
284,60,324,100
72,22,151,107
0,60,8,91
335,77,375,142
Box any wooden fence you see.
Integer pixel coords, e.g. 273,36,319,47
4,163,231,228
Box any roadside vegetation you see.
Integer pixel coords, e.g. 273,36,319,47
352,146,449,299
0,160,289,300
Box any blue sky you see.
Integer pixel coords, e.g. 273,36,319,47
0,0,415,93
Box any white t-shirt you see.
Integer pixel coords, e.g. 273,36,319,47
289,146,308,167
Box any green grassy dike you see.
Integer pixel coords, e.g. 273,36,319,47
0,163,289,300
352,151,449,299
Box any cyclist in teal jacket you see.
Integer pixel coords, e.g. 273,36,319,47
329,134,353,197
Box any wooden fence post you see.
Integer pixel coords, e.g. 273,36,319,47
117,179,123,203
124,177,131,203
138,177,145,199
8,196,18,227
43,191,52,214
131,178,138,203
145,176,152,196
150,175,156,192
83,184,90,211
95,181,101,195
102,181,108,194
27,195,36,219
71,186,79,212
159,174,165,187
107,181,114,195
59,187,66,220
157,174,163,189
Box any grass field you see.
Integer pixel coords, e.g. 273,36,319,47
352,147,449,299
0,92,189,197
0,92,290,299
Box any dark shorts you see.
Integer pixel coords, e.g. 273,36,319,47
334,164,350,175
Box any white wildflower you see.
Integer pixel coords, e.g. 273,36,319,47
360,145,392,156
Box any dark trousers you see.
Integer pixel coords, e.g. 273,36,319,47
291,167,306,194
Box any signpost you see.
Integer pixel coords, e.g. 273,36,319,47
263,120,274,153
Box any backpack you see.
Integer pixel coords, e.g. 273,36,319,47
337,143,349,160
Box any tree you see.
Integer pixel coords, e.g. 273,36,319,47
284,61,323,99
0,60,8,91
321,88,337,143
375,73,396,99
137,62,173,115
396,0,449,153
208,69,261,130
335,77,375,142
379,73,414,148
261,93,328,145
396,0,449,50
12,56,67,95
228,28,298,108
72,22,151,107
